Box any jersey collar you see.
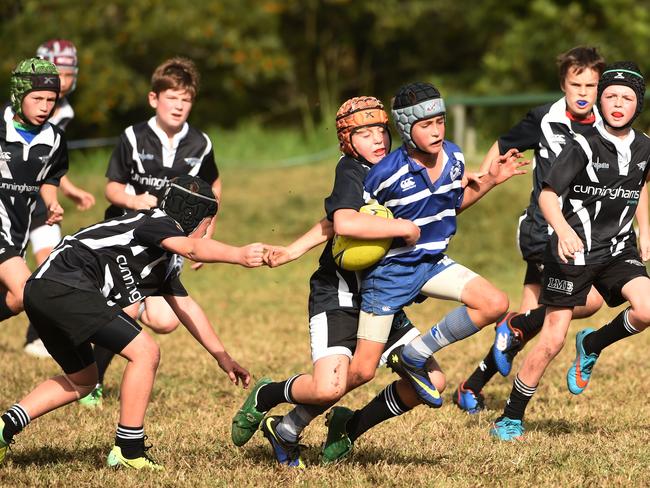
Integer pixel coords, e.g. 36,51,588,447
547,97,602,126
147,116,189,151
3,105,57,148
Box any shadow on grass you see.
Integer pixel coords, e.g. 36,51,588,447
12,445,109,468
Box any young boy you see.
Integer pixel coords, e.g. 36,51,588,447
0,176,262,468
231,96,436,467
0,58,66,325
454,46,612,413
358,82,527,410
491,62,650,441
88,57,221,406
24,39,96,358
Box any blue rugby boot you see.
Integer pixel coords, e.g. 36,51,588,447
387,345,442,408
490,416,525,441
260,416,305,468
492,312,522,376
452,382,485,414
567,328,599,395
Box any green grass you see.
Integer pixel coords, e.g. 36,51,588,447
1,148,649,487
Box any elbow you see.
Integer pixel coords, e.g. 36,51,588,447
332,219,352,237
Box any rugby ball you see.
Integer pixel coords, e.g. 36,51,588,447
332,203,393,271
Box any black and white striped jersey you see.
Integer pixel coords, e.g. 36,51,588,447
543,124,650,265
498,99,600,261
0,106,68,255
31,209,188,307
308,155,369,316
49,98,74,130
105,117,219,204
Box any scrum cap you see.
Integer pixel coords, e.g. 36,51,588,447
160,176,218,235
391,82,445,150
336,96,390,161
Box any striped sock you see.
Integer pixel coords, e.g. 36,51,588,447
276,404,328,443
403,306,480,366
502,375,537,420
583,308,639,356
346,381,412,442
1,403,31,441
255,374,302,412
115,424,145,459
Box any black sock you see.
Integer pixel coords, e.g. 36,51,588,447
25,323,40,344
1,404,30,442
346,381,412,443
115,424,145,459
93,345,115,384
0,293,16,322
510,306,546,342
502,375,537,421
464,349,498,394
255,375,302,412
583,308,638,356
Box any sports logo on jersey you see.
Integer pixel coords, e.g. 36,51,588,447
138,150,155,161
625,259,645,267
0,248,5,255
592,159,609,171
0,152,11,162
551,134,566,145
638,161,647,172
38,155,50,165
400,176,416,191
546,277,574,295
450,160,462,180
184,157,201,167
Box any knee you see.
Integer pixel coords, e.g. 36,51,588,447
136,338,161,370
583,292,604,316
349,366,376,389
482,290,509,322
629,305,650,329
430,371,446,393
313,384,345,404
540,334,565,358
146,318,180,335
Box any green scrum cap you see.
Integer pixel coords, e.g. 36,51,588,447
10,57,60,123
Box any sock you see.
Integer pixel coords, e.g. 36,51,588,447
1,404,31,442
93,345,115,384
25,323,40,344
464,349,499,394
115,424,145,459
502,375,537,421
255,374,302,412
0,293,16,322
346,381,412,443
276,404,328,443
583,308,639,356
403,306,479,365
510,307,546,342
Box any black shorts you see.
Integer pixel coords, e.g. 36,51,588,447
523,260,544,286
23,279,142,374
539,250,649,308
308,309,419,364
0,237,22,265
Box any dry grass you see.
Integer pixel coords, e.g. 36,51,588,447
1,156,648,487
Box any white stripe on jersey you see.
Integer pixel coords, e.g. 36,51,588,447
412,208,456,227
140,255,167,279
0,151,12,178
125,126,146,174
101,263,115,297
373,164,411,195
34,239,73,278
384,188,432,208
611,210,633,256
35,133,61,181
79,229,136,250
335,269,354,308
188,133,213,177
569,199,592,252
0,199,13,244
75,213,145,238
385,238,450,258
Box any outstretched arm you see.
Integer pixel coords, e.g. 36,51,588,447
161,236,266,267
166,294,250,388
105,180,158,210
59,175,95,210
458,148,529,213
40,183,64,225
266,217,333,268
478,140,501,174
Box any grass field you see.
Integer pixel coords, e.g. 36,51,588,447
0,149,648,487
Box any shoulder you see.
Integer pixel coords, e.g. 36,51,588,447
368,148,404,175
185,124,212,148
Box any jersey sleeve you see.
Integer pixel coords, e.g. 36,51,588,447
42,133,69,185
498,108,543,153
197,135,219,184
542,138,588,194
105,132,133,183
324,159,366,221
134,214,186,249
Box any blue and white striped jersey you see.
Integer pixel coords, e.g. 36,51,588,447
363,143,465,265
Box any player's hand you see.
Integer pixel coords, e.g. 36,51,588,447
130,192,158,210
489,148,529,185
398,219,420,246
215,351,251,388
639,233,650,261
239,242,266,267
264,246,295,268
556,226,584,263
46,201,64,225
462,171,484,190
66,188,96,210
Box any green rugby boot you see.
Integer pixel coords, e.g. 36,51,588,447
78,384,103,408
231,377,272,446
106,445,164,470
0,418,10,464
321,406,354,465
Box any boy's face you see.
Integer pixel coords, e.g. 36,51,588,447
148,88,194,134
600,85,637,129
58,67,77,97
351,125,390,163
19,90,58,126
562,67,599,119
411,115,445,155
